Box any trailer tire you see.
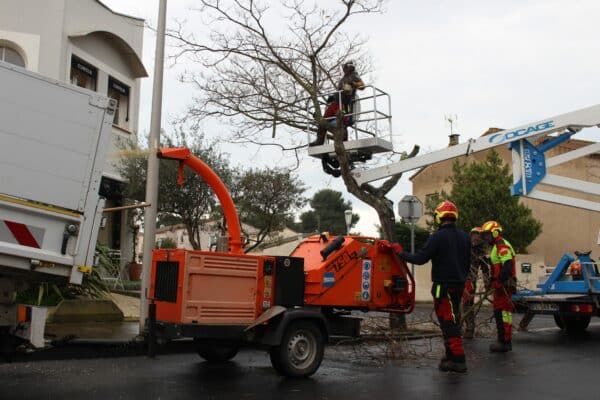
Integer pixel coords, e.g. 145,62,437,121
194,339,239,362
269,321,324,378
554,314,591,333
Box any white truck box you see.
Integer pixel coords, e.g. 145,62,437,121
0,61,115,285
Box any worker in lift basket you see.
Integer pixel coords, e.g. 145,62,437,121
391,200,471,373
309,61,365,147
481,220,516,353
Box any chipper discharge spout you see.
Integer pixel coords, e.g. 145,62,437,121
157,147,243,254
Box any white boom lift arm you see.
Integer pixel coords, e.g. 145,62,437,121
351,104,600,211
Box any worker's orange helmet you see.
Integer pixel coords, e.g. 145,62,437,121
481,220,503,238
434,200,458,224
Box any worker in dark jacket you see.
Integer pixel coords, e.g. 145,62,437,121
392,200,471,373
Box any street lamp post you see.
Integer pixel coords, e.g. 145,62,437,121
140,0,167,332
344,210,353,235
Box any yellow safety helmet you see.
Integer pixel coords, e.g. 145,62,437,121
481,220,502,238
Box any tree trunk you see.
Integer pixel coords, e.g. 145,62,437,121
186,224,201,250
374,200,407,330
331,113,410,330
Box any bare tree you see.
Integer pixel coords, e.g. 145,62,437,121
168,0,419,244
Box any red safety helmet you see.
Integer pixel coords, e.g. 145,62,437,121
481,220,502,238
434,200,458,224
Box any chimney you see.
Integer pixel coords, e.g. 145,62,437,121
448,133,459,146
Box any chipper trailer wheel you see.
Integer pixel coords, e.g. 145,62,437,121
269,321,324,378
554,314,591,334
194,339,239,362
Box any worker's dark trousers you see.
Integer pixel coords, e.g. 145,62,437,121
493,282,514,343
462,279,476,334
432,283,465,362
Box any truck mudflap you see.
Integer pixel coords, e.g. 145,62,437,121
245,305,287,331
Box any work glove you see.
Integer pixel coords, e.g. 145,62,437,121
342,83,353,94
379,240,404,254
390,242,403,255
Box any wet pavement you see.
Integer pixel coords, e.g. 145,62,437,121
2,312,600,399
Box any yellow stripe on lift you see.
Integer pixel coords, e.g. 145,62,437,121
0,194,81,218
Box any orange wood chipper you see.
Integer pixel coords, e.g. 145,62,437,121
148,148,415,377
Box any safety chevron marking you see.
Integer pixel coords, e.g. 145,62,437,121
0,220,44,248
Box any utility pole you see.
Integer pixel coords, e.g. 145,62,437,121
140,0,167,331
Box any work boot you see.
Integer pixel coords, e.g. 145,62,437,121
438,358,467,373
309,130,326,147
489,341,512,353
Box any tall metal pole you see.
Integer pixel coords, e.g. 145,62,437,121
410,222,415,277
140,0,167,331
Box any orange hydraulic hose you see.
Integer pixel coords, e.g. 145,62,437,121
157,148,243,254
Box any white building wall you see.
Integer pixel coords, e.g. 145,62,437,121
0,0,146,264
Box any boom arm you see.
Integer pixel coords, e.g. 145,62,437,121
352,104,600,185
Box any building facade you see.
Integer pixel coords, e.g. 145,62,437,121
0,0,147,265
410,130,600,267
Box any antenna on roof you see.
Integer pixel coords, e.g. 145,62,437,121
445,114,459,146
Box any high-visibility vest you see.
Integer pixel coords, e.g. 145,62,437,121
489,237,516,279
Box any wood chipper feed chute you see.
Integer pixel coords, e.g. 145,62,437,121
291,235,414,312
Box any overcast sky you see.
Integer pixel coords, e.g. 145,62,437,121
103,0,600,237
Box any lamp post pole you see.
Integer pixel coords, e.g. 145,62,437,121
344,210,353,235
140,0,167,332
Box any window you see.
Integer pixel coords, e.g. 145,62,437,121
0,46,25,68
108,76,130,129
425,193,437,206
70,56,97,91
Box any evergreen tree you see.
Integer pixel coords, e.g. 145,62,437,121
300,189,359,235
425,150,542,253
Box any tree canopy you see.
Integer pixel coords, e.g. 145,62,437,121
119,131,232,250
119,129,306,252
299,189,359,235
424,150,542,253
168,0,420,245
230,167,306,252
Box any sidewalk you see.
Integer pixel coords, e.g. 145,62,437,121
108,292,140,321
44,293,142,343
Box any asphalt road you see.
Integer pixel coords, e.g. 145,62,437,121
2,313,600,400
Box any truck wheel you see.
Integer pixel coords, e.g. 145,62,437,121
194,339,239,362
269,321,324,378
554,314,591,333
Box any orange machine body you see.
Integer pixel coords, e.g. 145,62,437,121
151,236,414,326
151,148,414,326
151,249,278,325
293,235,414,312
